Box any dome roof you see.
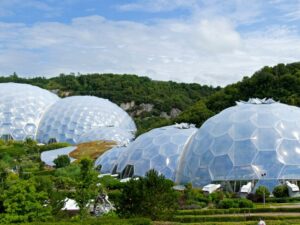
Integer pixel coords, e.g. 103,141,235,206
177,99,300,191
37,96,136,144
116,124,197,181
95,146,126,174
78,127,134,146
0,83,59,141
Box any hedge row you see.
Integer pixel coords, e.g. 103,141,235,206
173,215,300,223
266,197,300,203
177,207,300,215
0,218,151,225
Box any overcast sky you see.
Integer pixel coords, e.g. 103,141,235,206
1,0,300,86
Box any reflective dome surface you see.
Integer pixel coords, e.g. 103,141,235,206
117,124,197,181
95,146,126,174
177,99,300,191
0,83,59,141
37,96,136,144
78,127,134,146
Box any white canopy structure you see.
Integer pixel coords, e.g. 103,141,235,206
202,184,221,194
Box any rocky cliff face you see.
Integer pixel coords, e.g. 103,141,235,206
120,101,181,119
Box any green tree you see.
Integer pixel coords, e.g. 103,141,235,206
1,178,51,223
273,185,289,198
74,158,100,219
53,155,70,168
117,169,178,220
255,186,270,201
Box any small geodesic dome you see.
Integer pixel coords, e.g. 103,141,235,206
0,83,59,141
176,98,300,191
95,146,126,174
37,96,136,144
78,127,134,146
116,124,197,181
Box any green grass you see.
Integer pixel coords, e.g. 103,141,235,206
155,221,300,225
177,207,300,216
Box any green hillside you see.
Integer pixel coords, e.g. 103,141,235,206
2,62,300,133
0,73,217,134
175,62,300,126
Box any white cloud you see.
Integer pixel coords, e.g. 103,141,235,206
117,0,198,12
1,14,300,86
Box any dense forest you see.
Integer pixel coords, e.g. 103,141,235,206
1,62,300,133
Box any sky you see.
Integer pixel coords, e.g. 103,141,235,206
1,0,300,86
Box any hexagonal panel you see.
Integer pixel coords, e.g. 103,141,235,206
251,112,278,128
95,146,125,173
276,121,300,140
199,150,214,167
194,167,211,185
252,128,281,150
227,166,258,180
277,139,300,165
252,151,284,179
209,155,233,180
210,134,233,156
232,140,257,166
230,121,256,140
231,109,255,123
211,120,232,137
279,165,300,179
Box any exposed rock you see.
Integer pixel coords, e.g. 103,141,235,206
170,108,182,118
160,112,170,119
136,103,154,116
140,103,154,112
120,101,135,111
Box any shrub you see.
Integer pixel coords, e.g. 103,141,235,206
209,191,224,204
99,175,124,190
218,198,254,209
238,198,254,208
273,185,289,198
255,186,270,201
53,155,70,168
218,199,239,209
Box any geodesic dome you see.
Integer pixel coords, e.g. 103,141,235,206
37,96,136,144
78,127,134,146
116,124,197,181
95,146,127,174
0,83,59,141
176,98,300,191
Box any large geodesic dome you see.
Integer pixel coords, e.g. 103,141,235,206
176,99,300,191
116,124,197,181
78,127,134,146
95,146,126,174
0,83,59,141
37,96,136,144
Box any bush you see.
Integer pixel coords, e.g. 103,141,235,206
218,199,238,209
218,198,253,209
209,191,224,204
54,155,70,168
255,186,270,201
99,175,124,190
238,198,254,208
273,185,289,198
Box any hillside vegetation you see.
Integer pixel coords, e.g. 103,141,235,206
1,62,300,132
